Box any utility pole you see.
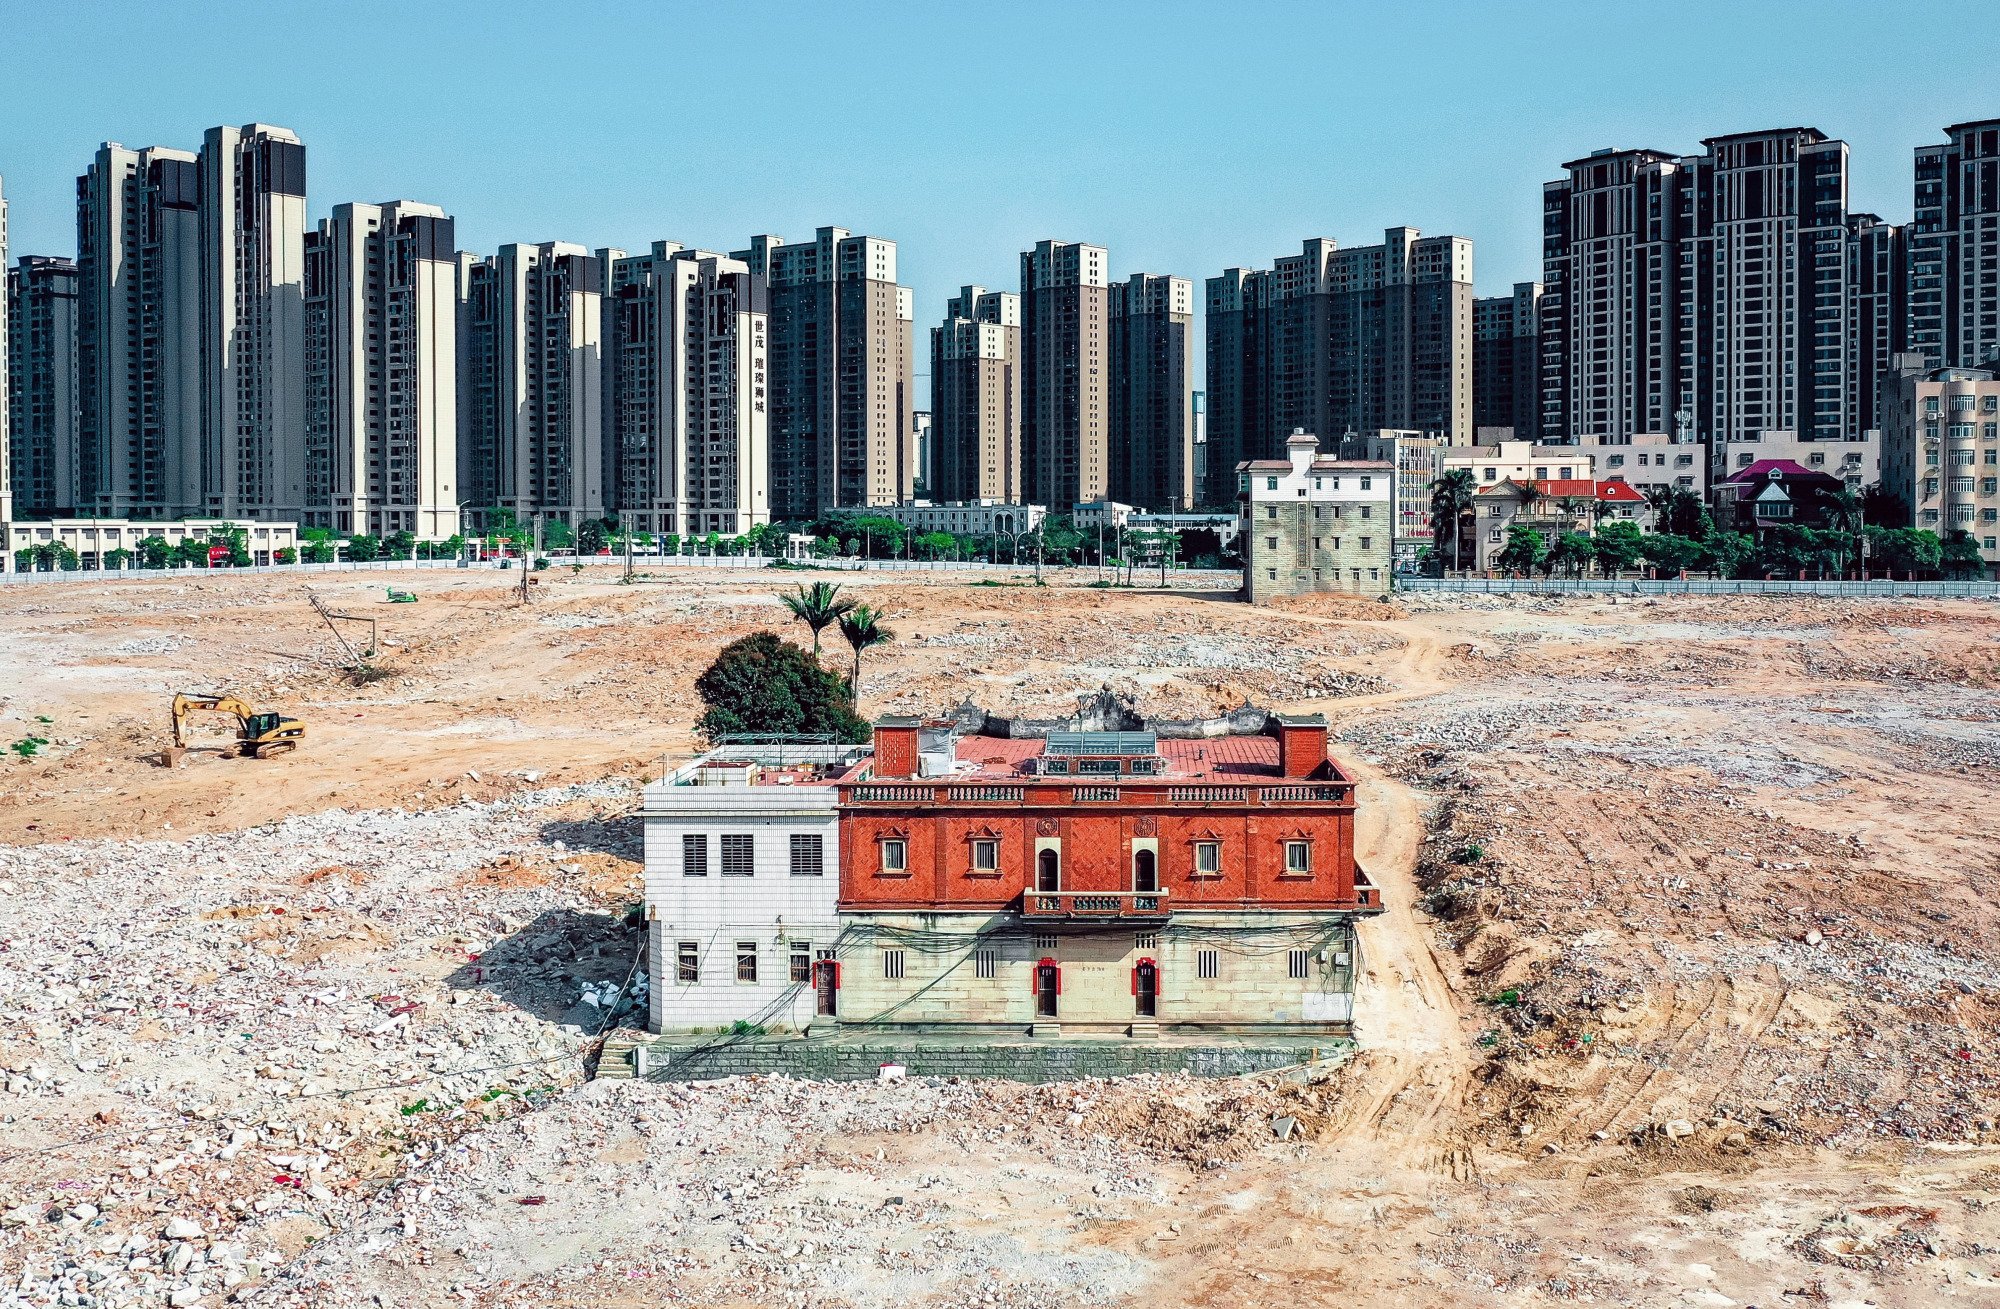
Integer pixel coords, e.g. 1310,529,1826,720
624,522,634,582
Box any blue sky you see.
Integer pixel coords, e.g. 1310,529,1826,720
3,0,1991,394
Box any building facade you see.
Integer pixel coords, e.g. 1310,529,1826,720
77,143,205,519
202,124,308,521
1205,229,1474,510
642,743,871,1034
1910,120,2000,374
1108,273,1196,510
5,516,298,568
1238,429,1395,602
303,201,460,539
457,241,605,528
877,499,1044,538
1471,477,1647,571
1539,129,1905,474
1473,282,1542,438
1568,433,1706,498
831,714,1379,1035
603,243,771,538
1021,239,1111,511
1880,362,2000,576
929,285,1022,504
7,257,81,517
735,228,914,518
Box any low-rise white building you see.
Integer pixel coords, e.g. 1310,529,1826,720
642,741,871,1033
1568,434,1707,498
4,517,301,571
878,500,1045,538
1715,429,1878,489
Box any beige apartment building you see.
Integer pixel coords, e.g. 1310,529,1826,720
1022,239,1111,510
1569,433,1707,498
1881,362,2000,577
930,285,1022,503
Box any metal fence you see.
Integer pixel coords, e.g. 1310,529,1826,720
1397,575,2000,599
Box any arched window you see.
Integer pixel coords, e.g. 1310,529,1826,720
1036,847,1060,892
1133,848,1157,893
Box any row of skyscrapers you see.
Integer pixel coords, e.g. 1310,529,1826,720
3,117,1998,536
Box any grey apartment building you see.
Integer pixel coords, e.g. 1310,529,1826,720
7,256,80,517
1910,120,2000,374
1538,128,1903,475
1108,272,1196,511
929,284,1022,504
734,228,913,519
1204,229,1474,509
303,201,461,540
602,242,770,538
456,241,605,528
1021,239,1111,509
0,174,9,523
1472,281,1541,437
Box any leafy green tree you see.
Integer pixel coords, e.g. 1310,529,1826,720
838,603,895,696
208,528,251,567
173,539,211,568
1495,524,1546,574
1428,468,1477,572
1942,530,1986,579
1038,515,1084,566
1592,520,1645,574
577,518,609,555
1864,525,1942,577
1547,531,1593,578
273,547,297,565
105,547,134,570
694,632,869,743
345,534,381,563
383,529,417,561
1860,482,1909,531
659,533,681,557
542,519,575,550
138,537,172,570
780,581,855,657
1640,532,1704,575
301,538,337,564
1698,530,1755,578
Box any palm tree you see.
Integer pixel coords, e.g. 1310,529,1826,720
1516,479,1544,516
1642,485,1674,533
1428,469,1477,572
1825,486,1865,579
839,604,895,697
780,581,855,659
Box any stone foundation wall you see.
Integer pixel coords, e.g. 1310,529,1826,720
629,1037,1350,1084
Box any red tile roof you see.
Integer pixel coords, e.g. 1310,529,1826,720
1594,479,1646,502
948,734,1284,780
1718,458,1823,485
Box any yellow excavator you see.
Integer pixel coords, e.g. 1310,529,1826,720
169,692,307,760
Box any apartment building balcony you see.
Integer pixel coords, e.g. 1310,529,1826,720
1021,889,1172,920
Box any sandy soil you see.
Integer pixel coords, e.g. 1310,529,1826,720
2,564,1998,1307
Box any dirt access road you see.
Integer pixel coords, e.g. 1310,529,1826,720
1,567,1998,1307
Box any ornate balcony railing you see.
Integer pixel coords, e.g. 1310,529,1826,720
1259,785,1351,803
851,784,934,802
1021,889,1172,919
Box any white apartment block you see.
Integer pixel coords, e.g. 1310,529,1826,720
203,124,308,521
1239,430,1395,602
1881,362,2000,576
642,743,871,1034
603,243,771,538
1717,429,1878,487
5,516,299,568
77,142,204,519
1569,433,1706,497
878,499,1044,537
461,241,605,528
304,202,461,539
1441,439,1597,488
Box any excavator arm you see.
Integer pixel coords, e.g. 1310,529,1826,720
170,692,261,748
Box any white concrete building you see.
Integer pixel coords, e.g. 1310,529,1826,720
642,742,871,1034
5,517,299,569
1715,429,1878,488
304,202,461,539
879,499,1044,538
1440,439,1598,488
1569,433,1707,497
1881,362,2000,576
203,124,308,522
603,243,770,538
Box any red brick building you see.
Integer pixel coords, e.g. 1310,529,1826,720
826,712,1380,1035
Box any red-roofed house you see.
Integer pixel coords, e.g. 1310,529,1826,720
1470,477,1652,570
1712,460,1846,535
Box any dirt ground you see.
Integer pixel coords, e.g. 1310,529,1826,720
2,564,1998,1307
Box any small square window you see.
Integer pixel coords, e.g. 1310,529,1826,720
1033,932,1058,951
735,941,758,983
677,941,699,983
975,947,997,979
881,838,907,872
971,838,998,872
1196,948,1219,980
789,944,811,983
789,832,823,876
883,948,906,980
1288,949,1310,979
1285,841,1312,874
1135,932,1158,950
1193,841,1221,875
682,834,708,877
720,834,754,876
